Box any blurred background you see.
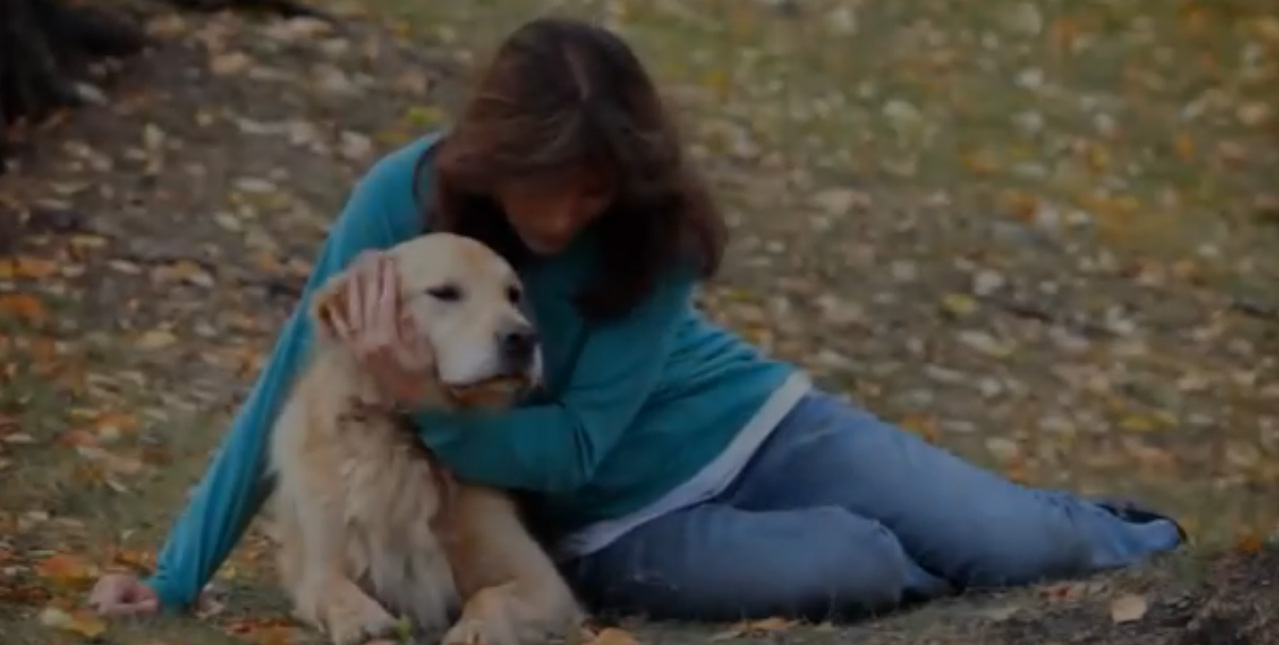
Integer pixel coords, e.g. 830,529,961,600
0,0,1276,642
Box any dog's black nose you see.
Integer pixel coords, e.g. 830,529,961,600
499,326,538,363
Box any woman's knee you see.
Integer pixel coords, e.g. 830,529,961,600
564,506,918,621
786,507,914,617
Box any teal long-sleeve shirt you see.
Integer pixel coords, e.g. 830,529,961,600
145,132,795,609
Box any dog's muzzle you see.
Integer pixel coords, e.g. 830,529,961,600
497,322,538,374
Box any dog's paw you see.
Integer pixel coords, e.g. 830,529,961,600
320,581,400,645
442,616,513,645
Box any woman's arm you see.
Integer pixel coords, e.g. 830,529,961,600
143,159,421,609
412,270,694,494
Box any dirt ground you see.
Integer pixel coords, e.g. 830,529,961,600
1,0,1277,644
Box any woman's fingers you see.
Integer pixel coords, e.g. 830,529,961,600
332,251,436,406
365,256,386,339
374,256,399,344
397,311,433,371
108,597,159,616
346,257,368,334
87,574,159,617
329,307,353,341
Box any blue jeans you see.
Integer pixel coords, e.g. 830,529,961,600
562,391,1183,621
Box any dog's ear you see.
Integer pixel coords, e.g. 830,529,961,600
308,269,354,343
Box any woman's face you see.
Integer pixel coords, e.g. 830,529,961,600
492,167,614,255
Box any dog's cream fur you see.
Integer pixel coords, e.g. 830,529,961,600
266,233,583,645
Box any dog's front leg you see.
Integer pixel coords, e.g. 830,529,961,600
441,485,584,645
289,479,401,645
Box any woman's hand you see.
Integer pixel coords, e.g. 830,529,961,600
87,572,159,616
325,251,436,408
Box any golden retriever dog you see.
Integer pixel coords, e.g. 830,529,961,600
266,233,583,645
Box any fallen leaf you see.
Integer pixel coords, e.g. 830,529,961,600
941,293,978,317
210,51,252,76
711,617,798,640
109,259,143,274
1236,530,1263,554
584,627,639,645
36,553,98,590
1000,189,1040,220
986,437,1022,463
171,260,215,288
1109,594,1148,624
39,606,108,638
810,188,871,217
962,149,1000,176
76,445,146,476
136,329,177,350
94,411,140,440
109,547,156,572
1255,16,1279,43
404,105,448,128
900,414,940,443
981,604,1022,622
1040,581,1093,602
0,293,50,325
251,625,296,645
2,432,37,444
223,616,298,642
1238,102,1272,127
0,256,59,279
1172,132,1195,161
957,330,1014,357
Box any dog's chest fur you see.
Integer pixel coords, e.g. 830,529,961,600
269,349,461,631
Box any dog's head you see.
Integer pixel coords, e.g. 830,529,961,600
309,232,541,409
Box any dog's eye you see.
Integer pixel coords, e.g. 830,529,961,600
506,285,522,304
427,284,462,302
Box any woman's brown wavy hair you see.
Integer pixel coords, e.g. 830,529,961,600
422,17,726,321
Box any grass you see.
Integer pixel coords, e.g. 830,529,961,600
1,0,1277,643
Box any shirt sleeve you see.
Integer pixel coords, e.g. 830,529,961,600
144,164,413,610
412,270,694,494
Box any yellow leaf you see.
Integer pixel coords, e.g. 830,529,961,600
252,625,296,645
70,233,108,249
584,627,639,645
40,606,107,638
1236,530,1263,554
1119,414,1157,433
0,293,50,324
900,414,940,443
404,105,448,128
210,51,252,76
136,329,177,350
1238,102,1272,127
1000,190,1041,220
95,411,140,440
1109,594,1148,624
1173,132,1195,161
36,553,98,589
712,617,798,640
171,260,215,288
961,149,1000,176
1085,143,1110,171
1253,16,1279,44
941,293,978,318
2,256,59,279
705,69,732,100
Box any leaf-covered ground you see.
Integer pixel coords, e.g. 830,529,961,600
1,0,1277,643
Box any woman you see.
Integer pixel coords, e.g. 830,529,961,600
90,17,1183,622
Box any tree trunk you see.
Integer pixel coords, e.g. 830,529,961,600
0,0,329,171
0,0,148,168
